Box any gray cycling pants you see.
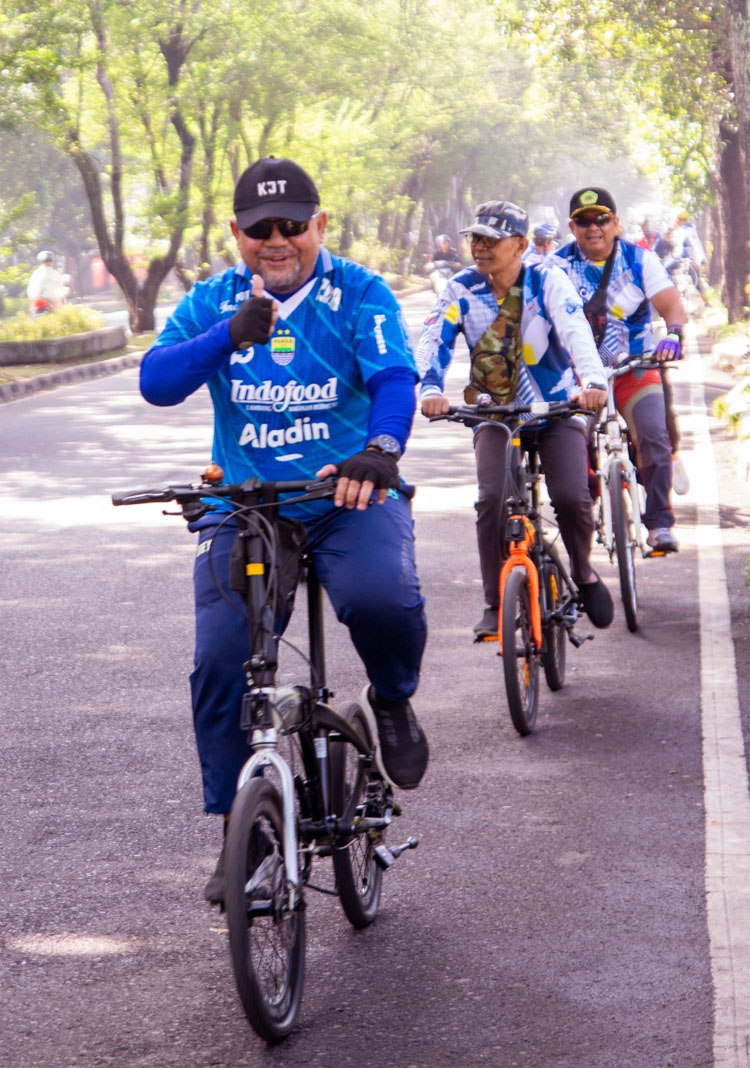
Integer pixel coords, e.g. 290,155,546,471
473,418,595,608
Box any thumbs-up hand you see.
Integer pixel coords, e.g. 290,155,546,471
229,273,277,348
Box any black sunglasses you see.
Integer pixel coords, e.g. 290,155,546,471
573,213,614,228
241,213,319,240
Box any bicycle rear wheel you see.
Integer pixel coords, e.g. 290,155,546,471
610,460,638,632
501,566,540,735
540,555,566,691
330,702,384,928
225,778,305,1044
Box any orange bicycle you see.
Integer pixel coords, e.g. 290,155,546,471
432,399,592,735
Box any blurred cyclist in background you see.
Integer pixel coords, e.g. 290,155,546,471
424,233,462,295
27,251,69,314
524,222,560,265
636,219,660,252
665,209,709,305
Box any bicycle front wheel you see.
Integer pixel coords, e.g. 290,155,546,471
501,566,540,736
610,460,638,632
330,702,384,928
540,555,566,691
225,778,305,1044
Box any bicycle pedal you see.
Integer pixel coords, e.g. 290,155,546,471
569,631,594,648
373,843,396,870
473,632,498,644
390,835,420,859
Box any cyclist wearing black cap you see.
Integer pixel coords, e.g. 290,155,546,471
140,157,429,906
554,187,686,554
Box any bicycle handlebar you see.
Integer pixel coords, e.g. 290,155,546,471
429,398,587,428
606,352,681,380
112,473,338,510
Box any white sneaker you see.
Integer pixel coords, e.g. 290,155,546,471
672,456,689,495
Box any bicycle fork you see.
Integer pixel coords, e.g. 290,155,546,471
237,742,302,905
598,451,644,557
498,515,542,656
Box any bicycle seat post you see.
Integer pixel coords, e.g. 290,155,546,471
304,558,329,704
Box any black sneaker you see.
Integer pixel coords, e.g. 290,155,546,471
203,834,227,908
473,606,498,638
578,573,614,629
361,685,429,790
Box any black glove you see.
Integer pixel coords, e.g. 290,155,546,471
337,448,399,489
229,295,273,348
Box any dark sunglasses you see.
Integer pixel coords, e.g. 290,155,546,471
573,213,614,228
241,212,320,240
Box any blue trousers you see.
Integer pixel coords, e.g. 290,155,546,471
190,493,427,813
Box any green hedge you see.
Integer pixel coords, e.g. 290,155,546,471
0,305,105,342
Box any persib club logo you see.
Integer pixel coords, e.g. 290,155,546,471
271,329,295,366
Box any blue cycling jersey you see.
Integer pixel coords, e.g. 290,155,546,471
141,248,417,518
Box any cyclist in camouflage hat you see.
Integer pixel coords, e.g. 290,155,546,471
417,199,614,638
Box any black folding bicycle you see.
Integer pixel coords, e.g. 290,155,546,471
113,467,419,1043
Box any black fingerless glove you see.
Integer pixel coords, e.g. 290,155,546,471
338,448,399,489
229,295,273,348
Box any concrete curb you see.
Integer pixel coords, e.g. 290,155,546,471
0,352,143,404
0,324,130,366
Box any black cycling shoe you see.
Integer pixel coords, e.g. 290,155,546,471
361,685,429,790
203,834,227,908
473,606,499,638
578,573,614,629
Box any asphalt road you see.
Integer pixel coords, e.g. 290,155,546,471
2,291,748,1067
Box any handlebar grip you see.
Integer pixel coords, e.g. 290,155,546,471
111,487,187,506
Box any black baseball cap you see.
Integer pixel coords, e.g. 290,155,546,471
459,200,529,240
569,187,617,218
233,157,320,229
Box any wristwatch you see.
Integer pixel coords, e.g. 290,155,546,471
584,381,606,391
366,434,402,460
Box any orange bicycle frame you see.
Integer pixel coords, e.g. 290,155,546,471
498,514,542,655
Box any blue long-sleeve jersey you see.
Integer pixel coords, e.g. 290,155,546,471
141,249,418,517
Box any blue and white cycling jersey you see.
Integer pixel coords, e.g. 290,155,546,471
553,238,673,366
141,248,416,518
417,261,605,404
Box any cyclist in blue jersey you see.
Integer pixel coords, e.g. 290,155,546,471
554,188,687,554
140,157,428,907
417,200,613,640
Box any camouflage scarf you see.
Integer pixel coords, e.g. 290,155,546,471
464,269,524,413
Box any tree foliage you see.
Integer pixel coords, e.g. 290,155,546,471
2,0,747,322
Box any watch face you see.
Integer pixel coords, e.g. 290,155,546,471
369,434,401,457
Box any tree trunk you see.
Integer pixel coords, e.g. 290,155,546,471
725,1,750,319
718,121,750,321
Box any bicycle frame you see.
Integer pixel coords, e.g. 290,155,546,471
594,373,646,560
497,423,580,655
229,494,382,901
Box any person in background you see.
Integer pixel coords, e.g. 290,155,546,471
523,222,560,265
424,233,463,295
139,156,429,907
636,219,660,252
417,199,613,639
554,187,687,554
27,251,69,314
666,208,709,304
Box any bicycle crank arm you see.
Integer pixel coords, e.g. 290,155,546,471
373,835,420,870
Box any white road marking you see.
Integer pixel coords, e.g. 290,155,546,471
687,331,750,1066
